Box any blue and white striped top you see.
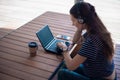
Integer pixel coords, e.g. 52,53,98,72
78,33,114,78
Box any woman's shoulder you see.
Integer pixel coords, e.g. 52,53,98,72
89,34,101,41
84,33,103,46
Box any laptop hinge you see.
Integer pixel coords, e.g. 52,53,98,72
45,38,56,49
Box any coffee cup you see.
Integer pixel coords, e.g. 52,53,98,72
28,42,38,57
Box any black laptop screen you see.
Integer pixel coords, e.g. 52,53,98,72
36,25,54,48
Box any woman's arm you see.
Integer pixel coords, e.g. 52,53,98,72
63,51,86,70
61,44,86,71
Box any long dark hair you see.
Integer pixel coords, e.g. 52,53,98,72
70,2,114,61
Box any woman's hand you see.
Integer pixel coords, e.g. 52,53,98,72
57,42,68,52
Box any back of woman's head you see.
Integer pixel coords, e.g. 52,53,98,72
70,2,99,34
70,2,114,61
70,2,95,21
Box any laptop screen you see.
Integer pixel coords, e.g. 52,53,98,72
36,25,54,48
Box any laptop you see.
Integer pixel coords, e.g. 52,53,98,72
36,25,63,55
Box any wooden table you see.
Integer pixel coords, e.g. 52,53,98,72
0,11,120,80
0,11,75,80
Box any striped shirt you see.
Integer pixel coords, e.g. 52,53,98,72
78,33,114,78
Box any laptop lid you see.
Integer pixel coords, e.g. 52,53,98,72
36,25,54,48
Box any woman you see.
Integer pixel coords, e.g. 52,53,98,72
57,1,116,80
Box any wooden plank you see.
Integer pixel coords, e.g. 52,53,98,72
0,51,56,72
41,11,70,19
0,64,47,80
0,73,21,80
38,16,71,25
0,58,51,79
9,31,38,40
30,17,73,30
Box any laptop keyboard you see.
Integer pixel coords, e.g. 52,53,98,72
49,40,62,50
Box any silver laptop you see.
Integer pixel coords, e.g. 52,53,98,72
36,25,63,55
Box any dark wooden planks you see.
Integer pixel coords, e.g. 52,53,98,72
0,58,51,79
0,11,68,80
0,64,47,80
0,72,21,80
